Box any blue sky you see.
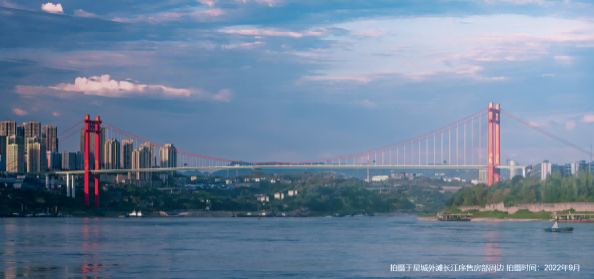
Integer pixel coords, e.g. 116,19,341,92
1,0,593,165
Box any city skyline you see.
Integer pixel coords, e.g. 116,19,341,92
0,0,593,165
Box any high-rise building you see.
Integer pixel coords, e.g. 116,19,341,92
0,120,16,136
0,155,5,172
540,161,552,181
15,125,24,137
22,121,41,138
478,169,488,184
571,160,588,176
122,139,133,168
525,165,532,178
42,125,58,153
61,151,78,170
76,151,84,170
122,139,133,179
22,121,42,153
132,142,154,180
26,140,47,173
0,135,6,157
160,143,177,172
506,159,521,179
22,121,41,148
47,151,62,171
80,127,105,169
6,135,25,173
104,138,121,170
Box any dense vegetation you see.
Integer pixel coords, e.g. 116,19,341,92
1,172,420,216
446,171,594,209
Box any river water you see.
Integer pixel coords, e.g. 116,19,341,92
1,216,593,278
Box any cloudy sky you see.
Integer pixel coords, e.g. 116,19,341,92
1,0,593,165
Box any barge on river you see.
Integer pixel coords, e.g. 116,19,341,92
550,212,594,223
437,212,473,221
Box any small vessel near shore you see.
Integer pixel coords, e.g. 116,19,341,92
437,212,472,221
126,210,143,217
550,212,594,223
544,222,573,232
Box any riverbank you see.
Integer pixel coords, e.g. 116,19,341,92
417,216,548,222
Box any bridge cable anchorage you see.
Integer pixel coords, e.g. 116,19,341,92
502,110,594,157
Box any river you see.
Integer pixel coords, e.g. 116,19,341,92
1,216,593,278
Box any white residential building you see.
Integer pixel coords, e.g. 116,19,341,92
371,175,389,182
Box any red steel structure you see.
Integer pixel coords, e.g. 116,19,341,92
487,103,501,186
84,115,102,207
488,103,494,186
493,103,501,184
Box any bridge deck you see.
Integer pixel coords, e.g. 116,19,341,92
30,165,527,176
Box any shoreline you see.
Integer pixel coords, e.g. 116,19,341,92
417,216,549,222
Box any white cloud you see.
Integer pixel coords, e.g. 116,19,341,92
541,74,555,77
41,2,63,14
222,41,264,49
524,112,583,128
584,113,594,123
52,112,60,117
13,108,28,116
192,8,225,18
198,0,216,7
1,0,20,9
554,56,573,60
353,100,378,109
15,75,233,102
224,28,325,38
302,75,372,84
408,65,507,82
484,0,555,6
565,121,576,131
353,29,389,38
236,0,282,7
256,0,281,6
113,9,225,24
74,9,98,18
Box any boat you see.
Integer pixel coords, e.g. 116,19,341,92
126,210,143,217
550,212,594,223
437,212,472,221
544,222,573,233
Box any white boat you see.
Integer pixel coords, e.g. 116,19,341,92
126,210,143,217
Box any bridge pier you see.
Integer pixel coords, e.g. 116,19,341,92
67,174,70,197
71,175,75,198
51,176,55,189
45,175,49,189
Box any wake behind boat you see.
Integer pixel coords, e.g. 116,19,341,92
544,222,573,232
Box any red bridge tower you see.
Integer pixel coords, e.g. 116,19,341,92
84,115,101,207
488,103,500,186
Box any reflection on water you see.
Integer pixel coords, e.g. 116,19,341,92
81,218,102,278
485,230,502,263
0,216,593,278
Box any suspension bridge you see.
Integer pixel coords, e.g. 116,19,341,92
7,103,592,207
